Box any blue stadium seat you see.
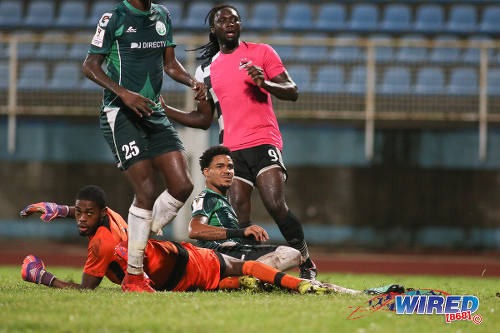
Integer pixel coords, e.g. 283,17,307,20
162,74,185,92
17,62,48,90
182,2,211,30
67,32,92,61
0,0,23,28
0,62,8,89
314,4,346,33
11,31,37,59
286,65,312,92
414,67,445,95
446,5,477,34
378,67,411,94
160,2,183,27
488,69,500,96
226,2,247,23
345,66,367,95
312,65,344,94
80,77,101,91
55,1,87,28
462,36,494,64
36,32,68,60
0,32,7,59
380,4,411,33
428,35,460,64
394,35,428,64
413,4,444,34
348,4,379,32
48,63,80,90
281,3,313,31
246,2,279,31
86,2,116,28
370,34,394,63
446,68,478,95
479,5,500,34
294,34,329,63
24,1,55,28
329,34,364,63
268,33,295,63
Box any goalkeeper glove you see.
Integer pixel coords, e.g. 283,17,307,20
21,255,56,287
19,202,69,222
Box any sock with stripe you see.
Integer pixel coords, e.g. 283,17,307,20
242,261,302,291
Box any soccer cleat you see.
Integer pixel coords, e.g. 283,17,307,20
297,280,328,295
121,272,155,293
364,284,405,295
238,275,260,290
299,258,317,280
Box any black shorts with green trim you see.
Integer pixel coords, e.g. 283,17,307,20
215,243,279,261
100,106,184,170
230,144,287,187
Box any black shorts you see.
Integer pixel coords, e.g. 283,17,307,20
215,243,279,261
230,144,287,187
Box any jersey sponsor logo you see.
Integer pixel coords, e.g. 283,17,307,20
99,12,113,28
91,26,106,47
130,41,168,49
156,21,167,36
126,26,137,33
192,197,204,212
239,58,253,70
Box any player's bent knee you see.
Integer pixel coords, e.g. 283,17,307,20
256,246,301,271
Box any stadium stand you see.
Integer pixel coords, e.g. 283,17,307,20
446,67,478,95
47,62,80,90
380,4,411,34
312,65,345,94
413,4,444,34
17,62,47,90
378,66,411,95
414,67,445,95
0,0,23,29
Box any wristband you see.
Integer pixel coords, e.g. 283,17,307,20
57,205,69,218
40,270,56,286
226,228,246,239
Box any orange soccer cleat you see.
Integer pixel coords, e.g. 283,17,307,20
121,272,155,293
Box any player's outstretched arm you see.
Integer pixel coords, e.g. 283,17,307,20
21,255,102,290
244,65,298,101
82,54,155,118
161,95,215,130
189,216,269,242
19,202,74,222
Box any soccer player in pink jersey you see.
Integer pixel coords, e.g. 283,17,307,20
163,5,317,279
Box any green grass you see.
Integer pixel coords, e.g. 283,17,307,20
1,266,498,333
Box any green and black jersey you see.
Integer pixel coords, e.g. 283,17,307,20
88,0,175,111
191,189,242,249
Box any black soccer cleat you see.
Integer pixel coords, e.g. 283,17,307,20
299,258,317,280
363,284,405,295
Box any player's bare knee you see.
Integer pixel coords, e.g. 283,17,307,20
169,181,193,202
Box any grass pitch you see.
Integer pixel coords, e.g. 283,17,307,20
0,266,498,333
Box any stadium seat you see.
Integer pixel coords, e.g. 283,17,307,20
0,0,23,28
329,34,364,63
479,5,500,34
413,4,444,34
488,69,500,96
162,74,185,92
462,36,494,64
394,35,428,64
48,63,81,90
281,3,313,31
446,5,477,34
11,31,37,59
55,1,87,28
36,32,68,60
311,65,344,94
226,2,247,23
428,35,460,65
370,34,394,63
67,32,93,61
161,2,183,27
17,62,48,90
380,4,411,33
0,62,8,89
182,2,212,30
86,2,115,28
246,2,279,31
378,67,411,95
24,1,55,28
345,66,367,95
268,33,295,63
286,65,312,92
313,4,346,33
414,67,445,95
446,68,478,95
0,32,7,59
294,34,329,63
347,4,379,32
80,77,101,91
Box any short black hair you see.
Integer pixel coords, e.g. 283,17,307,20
76,185,107,209
199,146,232,171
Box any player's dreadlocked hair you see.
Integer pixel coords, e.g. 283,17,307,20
76,185,108,209
194,4,241,60
199,146,232,171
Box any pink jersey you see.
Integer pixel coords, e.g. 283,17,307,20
195,42,286,151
